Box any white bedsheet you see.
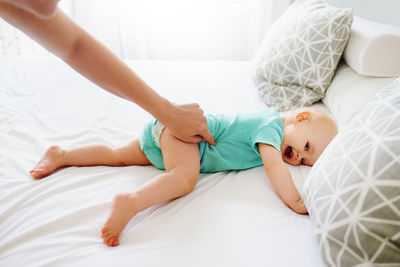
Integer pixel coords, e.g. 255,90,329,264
0,58,323,267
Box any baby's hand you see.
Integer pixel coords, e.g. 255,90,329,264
289,199,308,214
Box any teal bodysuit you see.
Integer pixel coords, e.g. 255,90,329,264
139,108,283,173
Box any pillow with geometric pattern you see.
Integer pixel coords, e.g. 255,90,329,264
302,77,400,266
253,0,353,111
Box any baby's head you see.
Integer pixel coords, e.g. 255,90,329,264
280,108,338,166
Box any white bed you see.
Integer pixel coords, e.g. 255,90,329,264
0,57,395,267
0,58,320,267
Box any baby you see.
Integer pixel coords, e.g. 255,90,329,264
30,107,338,247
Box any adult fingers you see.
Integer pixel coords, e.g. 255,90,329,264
184,135,205,144
180,102,201,110
200,128,216,146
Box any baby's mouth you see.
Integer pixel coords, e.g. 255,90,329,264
284,146,293,159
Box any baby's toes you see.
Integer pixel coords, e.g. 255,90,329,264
30,169,42,178
111,237,120,247
102,232,112,244
101,229,117,246
106,235,117,247
101,226,110,234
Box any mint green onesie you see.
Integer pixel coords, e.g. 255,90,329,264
139,108,283,173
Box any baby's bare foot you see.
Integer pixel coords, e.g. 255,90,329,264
101,193,138,247
30,145,65,179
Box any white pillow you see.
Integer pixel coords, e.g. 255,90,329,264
344,16,400,77
253,0,353,111
323,61,396,127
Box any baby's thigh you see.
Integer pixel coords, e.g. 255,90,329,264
160,129,200,177
114,139,151,166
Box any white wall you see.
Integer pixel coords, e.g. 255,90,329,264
327,0,400,26
61,0,292,60
2,0,398,60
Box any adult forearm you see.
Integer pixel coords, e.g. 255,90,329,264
63,26,173,122
0,3,76,57
0,3,171,122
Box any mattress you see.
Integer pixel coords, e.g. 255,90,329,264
0,58,323,266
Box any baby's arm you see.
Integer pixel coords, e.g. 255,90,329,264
258,143,308,214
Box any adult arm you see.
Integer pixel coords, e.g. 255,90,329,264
0,0,60,18
0,2,215,145
258,143,308,214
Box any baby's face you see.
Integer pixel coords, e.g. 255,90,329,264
280,117,337,166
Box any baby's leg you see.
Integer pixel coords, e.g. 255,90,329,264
30,139,150,178
101,128,200,247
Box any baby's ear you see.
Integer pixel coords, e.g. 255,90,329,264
295,111,311,123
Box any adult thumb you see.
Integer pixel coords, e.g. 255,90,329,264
200,130,216,146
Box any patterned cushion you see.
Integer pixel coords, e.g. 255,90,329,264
303,77,400,266
253,0,353,111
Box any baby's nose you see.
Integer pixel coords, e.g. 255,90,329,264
296,150,301,160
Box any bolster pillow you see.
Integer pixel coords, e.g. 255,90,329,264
343,16,400,77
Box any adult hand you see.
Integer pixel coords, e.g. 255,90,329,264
165,103,216,146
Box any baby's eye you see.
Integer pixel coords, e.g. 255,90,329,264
305,142,310,151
